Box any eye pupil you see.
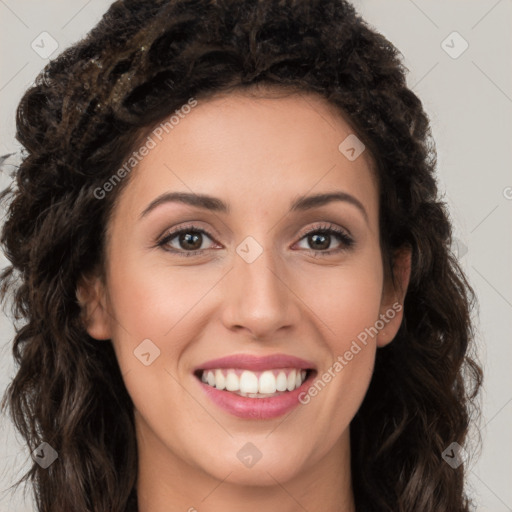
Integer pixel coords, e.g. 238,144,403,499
180,232,202,250
309,233,329,250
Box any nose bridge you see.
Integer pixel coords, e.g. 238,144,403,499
222,234,296,337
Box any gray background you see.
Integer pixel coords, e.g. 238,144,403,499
0,1,511,511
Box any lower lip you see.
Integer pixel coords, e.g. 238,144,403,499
196,372,315,420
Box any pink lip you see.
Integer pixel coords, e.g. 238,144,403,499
193,353,317,420
194,353,316,372
196,372,316,420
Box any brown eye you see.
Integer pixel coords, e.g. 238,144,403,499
307,232,331,251
176,231,203,251
295,224,354,255
157,225,218,256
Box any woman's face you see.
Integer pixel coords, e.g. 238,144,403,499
81,89,408,491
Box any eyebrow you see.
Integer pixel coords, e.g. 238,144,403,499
139,191,368,223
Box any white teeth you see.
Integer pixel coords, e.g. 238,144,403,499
287,370,296,391
199,368,309,395
214,369,226,390
276,371,288,392
239,371,259,393
259,371,277,394
225,372,239,391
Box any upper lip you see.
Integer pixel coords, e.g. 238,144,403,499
194,353,316,372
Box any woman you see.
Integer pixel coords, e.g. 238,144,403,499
0,0,482,511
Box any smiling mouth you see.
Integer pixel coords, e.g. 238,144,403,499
194,368,316,398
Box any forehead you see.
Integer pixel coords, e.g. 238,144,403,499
110,88,378,229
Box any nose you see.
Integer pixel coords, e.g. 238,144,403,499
220,241,300,340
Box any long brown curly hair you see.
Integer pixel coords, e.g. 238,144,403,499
0,1,483,511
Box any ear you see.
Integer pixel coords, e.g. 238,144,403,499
376,246,412,348
76,272,112,340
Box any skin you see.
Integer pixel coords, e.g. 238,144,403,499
78,87,411,512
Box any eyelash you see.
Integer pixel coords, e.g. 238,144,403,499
156,222,355,258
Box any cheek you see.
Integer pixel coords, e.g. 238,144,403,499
293,255,383,425
297,255,384,349
105,257,216,357
103,261,212,446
